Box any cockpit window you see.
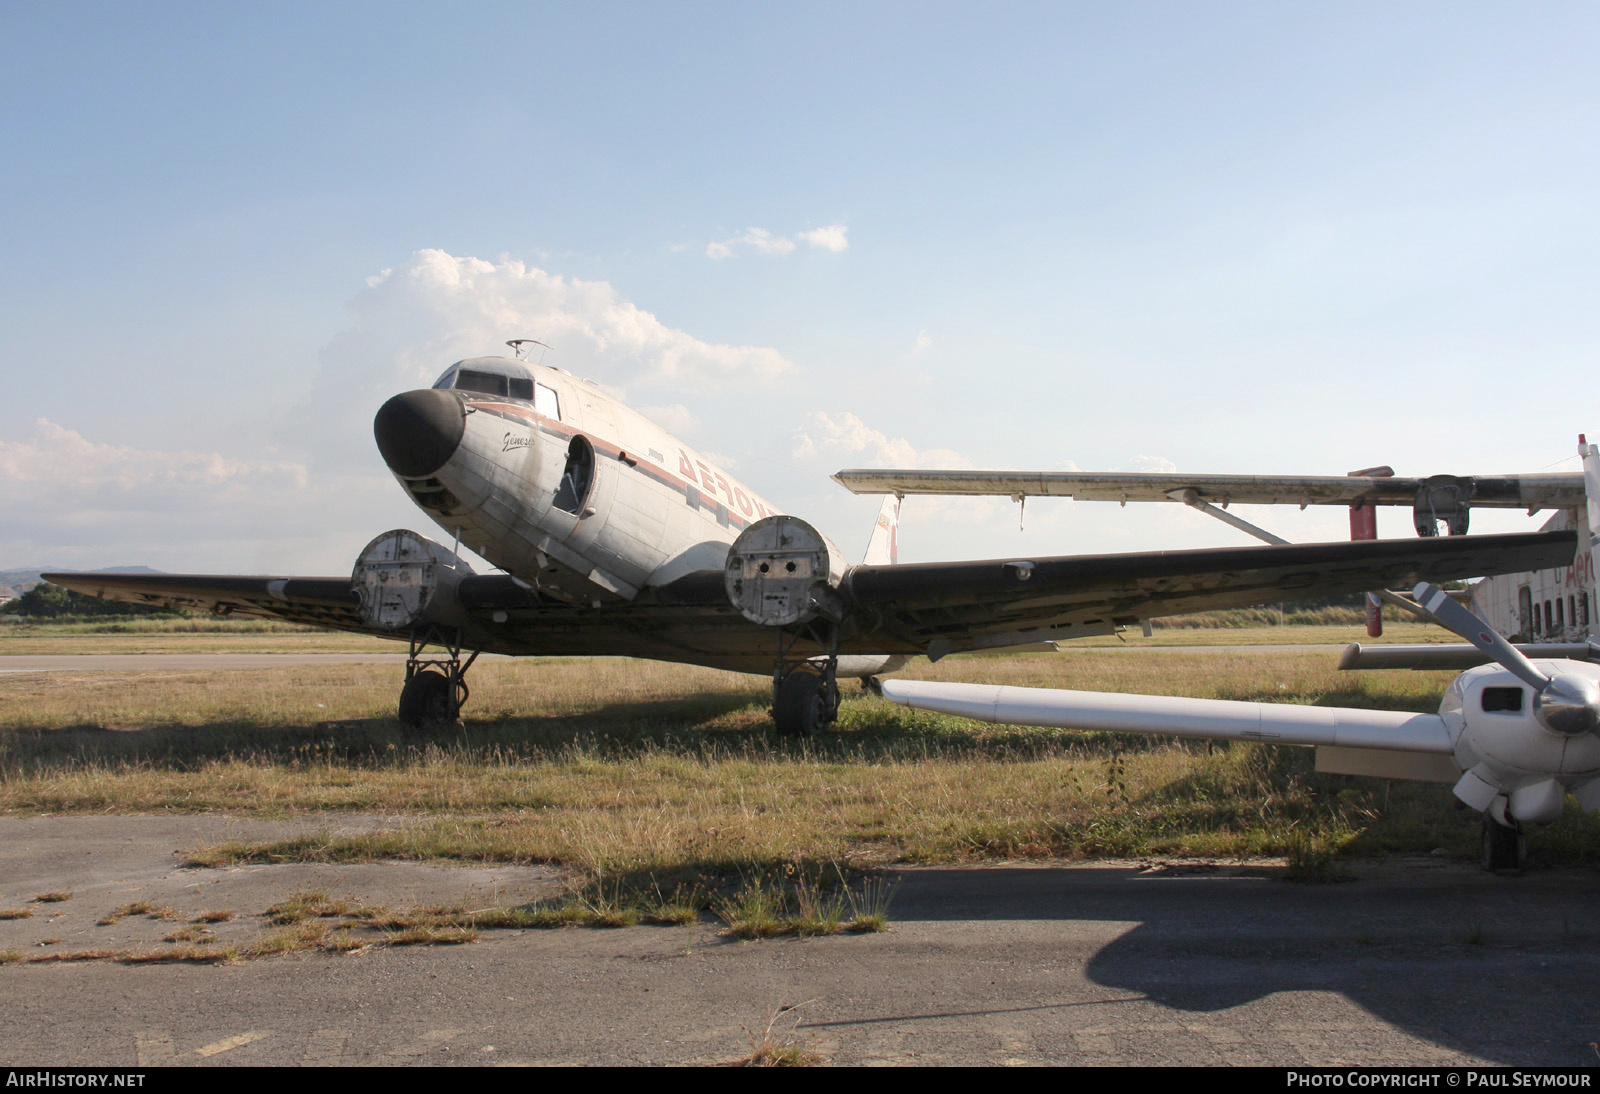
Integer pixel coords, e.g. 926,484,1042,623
1481,687,1525,714
455,369,509,397
432,363,543,405
535,383,560,420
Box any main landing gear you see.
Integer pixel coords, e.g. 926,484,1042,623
770,622,840,738
398,625,478,728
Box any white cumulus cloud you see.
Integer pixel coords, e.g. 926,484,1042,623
1114,454,1179,474
796,224,849,252
0,419,307,497
791,411,971,470
706,223,849,259
338,249,793,392
0,420,377,571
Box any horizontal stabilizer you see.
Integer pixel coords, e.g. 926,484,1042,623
1340,642,1599,671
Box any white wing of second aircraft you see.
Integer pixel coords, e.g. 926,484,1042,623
879,679,1453,755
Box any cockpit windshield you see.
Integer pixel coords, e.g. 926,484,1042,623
431,360,558,418
432,364,534,401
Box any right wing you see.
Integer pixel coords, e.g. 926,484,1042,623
840,531,1576,659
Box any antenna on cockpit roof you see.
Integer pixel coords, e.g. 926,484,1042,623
506,339,551,365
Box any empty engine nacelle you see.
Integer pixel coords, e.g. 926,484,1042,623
352,528,474,631
725,515,847,626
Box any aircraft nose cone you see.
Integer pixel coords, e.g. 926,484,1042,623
374,389,466,477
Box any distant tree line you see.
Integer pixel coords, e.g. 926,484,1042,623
0,582,167,618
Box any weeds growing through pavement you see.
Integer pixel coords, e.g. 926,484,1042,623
729,1001,819,1067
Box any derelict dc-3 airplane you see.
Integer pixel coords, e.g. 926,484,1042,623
49,342,1573,743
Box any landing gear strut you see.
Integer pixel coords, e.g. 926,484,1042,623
1481,814,1526,873
770,621,839,737
399,624,478,728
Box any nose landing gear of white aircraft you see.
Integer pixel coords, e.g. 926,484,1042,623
398,625,478,728
1481,813,1527,873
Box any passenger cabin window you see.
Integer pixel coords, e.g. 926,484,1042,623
1481,687,1524,713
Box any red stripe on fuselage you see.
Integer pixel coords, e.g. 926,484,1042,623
465,399,778,530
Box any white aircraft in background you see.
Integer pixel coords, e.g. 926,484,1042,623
835,439,1598,664
47,343,1573,738
878,441,1600,871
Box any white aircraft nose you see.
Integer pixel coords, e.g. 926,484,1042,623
374,389,467,477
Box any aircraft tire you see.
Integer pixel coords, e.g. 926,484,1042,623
399,669,456,728
1481,816,1526,873
775,670,824,737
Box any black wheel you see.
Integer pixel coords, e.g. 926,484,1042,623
1481,816,1526,873
775,670,825,737
399,669,456,727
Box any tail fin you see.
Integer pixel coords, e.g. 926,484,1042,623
863,494,901,565
1581,435,1599,640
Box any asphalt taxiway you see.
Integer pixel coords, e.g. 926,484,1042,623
2,816,1596,1067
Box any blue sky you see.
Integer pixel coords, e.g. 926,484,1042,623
2,3,1597,573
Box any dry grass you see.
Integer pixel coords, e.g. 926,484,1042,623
728,1001,820,1067
4,646,1598,891
97,901,179,925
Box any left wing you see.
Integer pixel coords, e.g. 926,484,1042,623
839,531,1575,659
41,572,365,631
